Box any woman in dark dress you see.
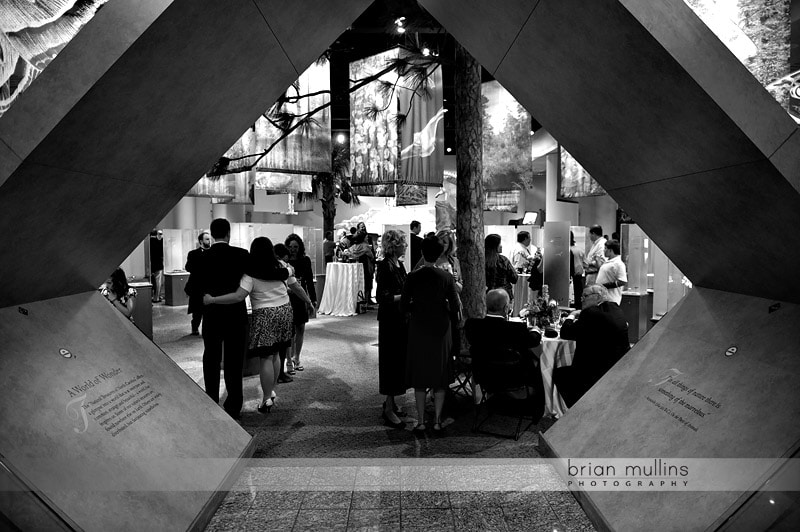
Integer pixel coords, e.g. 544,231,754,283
402,235,460,432
285,233,317,374
485,233,518,301
375,229,408,428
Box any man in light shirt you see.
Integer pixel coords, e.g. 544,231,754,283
511,231,537,272
595,239,627,305
584,224,607,286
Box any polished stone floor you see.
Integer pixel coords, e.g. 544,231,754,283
152,303,595,531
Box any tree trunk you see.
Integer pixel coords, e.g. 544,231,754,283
454,42,486,324
321,174,336,236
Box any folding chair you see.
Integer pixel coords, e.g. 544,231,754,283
449,353,473,398
471,347,542,441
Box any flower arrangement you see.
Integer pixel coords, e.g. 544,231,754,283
519,284,560,329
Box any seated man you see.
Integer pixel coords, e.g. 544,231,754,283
554,284,630,408
465,289,545,417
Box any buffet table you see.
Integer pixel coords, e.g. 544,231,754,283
536,335,576,418
317,262,365,317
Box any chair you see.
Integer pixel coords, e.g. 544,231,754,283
449,352,474,398
471,346,544,441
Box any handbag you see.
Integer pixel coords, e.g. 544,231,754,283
356,290,368,314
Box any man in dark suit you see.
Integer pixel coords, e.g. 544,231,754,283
465,289,545,416
185,230,211,335
409,220,423,269
196,218,249,420
554,284,630,407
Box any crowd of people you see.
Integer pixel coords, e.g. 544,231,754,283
100,218,633,425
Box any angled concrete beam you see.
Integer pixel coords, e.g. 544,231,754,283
422,0,799,303
0,0,370,307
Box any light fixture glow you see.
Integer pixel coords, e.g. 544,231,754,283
396,26,406,34
335,133,347,144
422,47,430,56
446,147,452,153
769,499,775,504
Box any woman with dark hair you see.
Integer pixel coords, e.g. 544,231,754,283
101,267,137,320
402,235,460,433
203,237,291,413
485,233,518,301
284,233,317,374
375,229,409,428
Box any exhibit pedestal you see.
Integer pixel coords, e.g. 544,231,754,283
0,292,254,531
129,281,153,339
621,291,649,344
165,272,190,306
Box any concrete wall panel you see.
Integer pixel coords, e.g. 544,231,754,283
420,0,538,74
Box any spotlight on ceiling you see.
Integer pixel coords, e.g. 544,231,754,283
446,147,452,153
336,133,347,144
422,47,430,56
395,16,406,26
396,26,406,34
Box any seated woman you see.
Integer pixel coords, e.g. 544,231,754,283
100,267,137,321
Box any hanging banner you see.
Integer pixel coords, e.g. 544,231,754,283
396,184,427,206
481,80,534,193
254,172,312,193
350,49,401,194
558,146,606,198
398,61,445,187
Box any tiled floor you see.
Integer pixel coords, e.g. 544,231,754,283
152,304,596,531
205,487,594,531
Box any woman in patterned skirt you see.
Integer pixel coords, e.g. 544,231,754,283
204,237,292,413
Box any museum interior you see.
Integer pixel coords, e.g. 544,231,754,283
1,0,799,531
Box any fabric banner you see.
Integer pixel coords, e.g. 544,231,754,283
213,58,331,193
187,172,249,204
481,80,534,192
254,171,312,193
396,184,427,206
350,183,395,197
484,189,520,212
398,62,444,187
350,49,401,192
558,147,606,198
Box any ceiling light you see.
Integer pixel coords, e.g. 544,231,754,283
395,17,406,26
446,147,452,153
396,26,406,34
422,47,430,56
336,133,347,144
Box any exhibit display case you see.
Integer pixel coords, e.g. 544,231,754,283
620,223,648,294
542,221,570,307
162,229,202,273
651,239,692,319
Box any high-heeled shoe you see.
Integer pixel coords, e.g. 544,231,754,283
381,411,405,429
412,422,427,433
258,397,274,413
432,418,443,433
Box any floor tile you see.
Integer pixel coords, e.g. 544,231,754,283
351,490,402,509
401,508,455,529
448,490,504,508
301,489,353,509
240,508,298,531
400,490,451,509
293,508,350,531
348,508,401,529
452,506,508,532
251,489,304,510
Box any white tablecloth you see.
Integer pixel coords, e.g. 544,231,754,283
536,336,576,418
317,262,365,317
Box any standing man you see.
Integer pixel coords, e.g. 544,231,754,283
185,230,211,335
196,218,249,420
409,220,423,268
595,239,627,305
149,229,164,303
584,224,607,286
511,231,537,272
